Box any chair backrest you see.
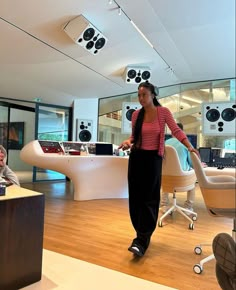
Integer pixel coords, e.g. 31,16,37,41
162,145,196,192
163,145,187,176
190,151,209,188
190,152,236,217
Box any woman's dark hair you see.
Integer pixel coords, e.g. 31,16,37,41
133,81,161,148
138,81,161,107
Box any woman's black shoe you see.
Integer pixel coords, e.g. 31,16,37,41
128,243,145,257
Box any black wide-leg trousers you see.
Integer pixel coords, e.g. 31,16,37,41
128,149,162,250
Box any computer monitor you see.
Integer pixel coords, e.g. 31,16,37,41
224,152,236,158
211,148,221,160
199,147,212,164
95,143,113,155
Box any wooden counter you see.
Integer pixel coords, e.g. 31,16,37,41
0,185,44,290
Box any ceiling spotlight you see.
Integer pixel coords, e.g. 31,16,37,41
108,0,113,4
118,7,121,15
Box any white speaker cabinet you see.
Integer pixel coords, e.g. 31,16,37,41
202,101,236,136
121,102,141,134
63,15,108,55
77,119,93,142
124,66,151,84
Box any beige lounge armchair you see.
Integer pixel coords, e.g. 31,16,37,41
190,151,236,274
158,145,197,230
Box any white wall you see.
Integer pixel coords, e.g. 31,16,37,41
73,98,98,142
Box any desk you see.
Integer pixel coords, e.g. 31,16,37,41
20,140,129,201
204,167,236,178
0,185,44,290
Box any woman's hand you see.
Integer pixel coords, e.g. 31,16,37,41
188,147,200,158
118,139,131,151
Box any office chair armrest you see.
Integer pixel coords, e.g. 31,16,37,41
208,175,235,183
206,175,236,189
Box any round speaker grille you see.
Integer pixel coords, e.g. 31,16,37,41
142,71,151,80
135,76,142,83
127,69,136,79
80,124,85,130
79,130,92,142
221,108,236,121
95,38,106,49
126,109,136,121
83,28,95,41
86,41,94,50
206,109,220,122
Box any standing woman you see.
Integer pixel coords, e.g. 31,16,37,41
119,81,198,257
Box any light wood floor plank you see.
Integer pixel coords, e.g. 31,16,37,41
22,181,232,290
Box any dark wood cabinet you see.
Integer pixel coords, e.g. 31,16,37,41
0,186,44,290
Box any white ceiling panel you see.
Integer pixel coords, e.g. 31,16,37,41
0,0,235,106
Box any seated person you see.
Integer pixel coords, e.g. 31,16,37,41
0,145,20,186
160,123,195,213
213,233,236,290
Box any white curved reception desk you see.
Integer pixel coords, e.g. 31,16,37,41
20,140,129,201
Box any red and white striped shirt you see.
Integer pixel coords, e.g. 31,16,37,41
130,106,187,157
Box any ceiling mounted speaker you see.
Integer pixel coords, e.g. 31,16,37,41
121,102,141,134
63,15,108,55
124,66,151,84
202,101,236,136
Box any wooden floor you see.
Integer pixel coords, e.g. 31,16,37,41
21,181,233,290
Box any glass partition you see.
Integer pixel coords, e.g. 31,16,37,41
34,104,71,181
98,78,236,152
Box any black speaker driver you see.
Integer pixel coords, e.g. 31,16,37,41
127,69,136,79
86,41,94,50
206,109,220,122
80,124,85,130
135,76,142,83
95,37,106,49
79,130,92,142
221,108,236,122
83,28,95,41
126,109,136,121
142,71,151,80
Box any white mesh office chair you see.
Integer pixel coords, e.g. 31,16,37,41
190,152,236,274
158,145,197,230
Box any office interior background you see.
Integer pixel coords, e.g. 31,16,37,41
0,1,236,289
0,0,235,182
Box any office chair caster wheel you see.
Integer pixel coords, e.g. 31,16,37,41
194,246,202,255
158,221,163,227
189,223,194,230
193,264,203,274
192,215,197,221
